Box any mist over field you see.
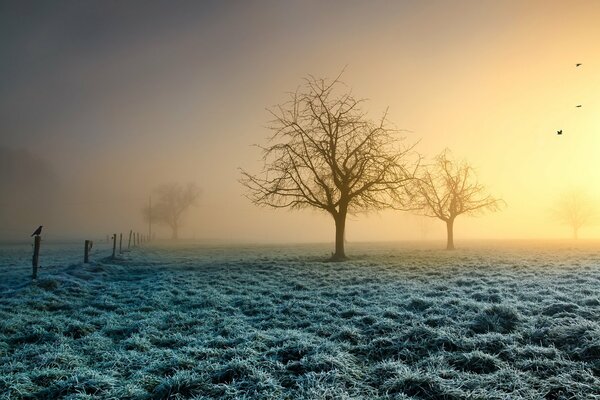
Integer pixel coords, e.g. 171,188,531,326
2,0,600,243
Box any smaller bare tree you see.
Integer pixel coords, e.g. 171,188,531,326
553,189,596,240
143,183,200,239
414,150,504,250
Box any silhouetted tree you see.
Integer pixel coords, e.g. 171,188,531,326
414,150,503,250
240,74,419,260
143,183,199,239
553,189,596,240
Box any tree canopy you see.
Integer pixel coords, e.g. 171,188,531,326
414,150,504,249
240,74,419,259
553,189,596,240
143,183,200,240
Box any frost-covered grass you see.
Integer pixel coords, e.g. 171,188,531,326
1,241,599,399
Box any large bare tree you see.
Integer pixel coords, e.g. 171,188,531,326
414,150,503,250
553,189,596,240
143,183,200,239
240,75,419,260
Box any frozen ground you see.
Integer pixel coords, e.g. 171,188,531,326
0,241,599,399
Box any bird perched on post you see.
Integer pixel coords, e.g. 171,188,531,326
31,226,43,237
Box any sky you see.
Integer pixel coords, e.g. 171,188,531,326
1,0,600,243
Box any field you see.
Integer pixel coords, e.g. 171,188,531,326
1,241,599,399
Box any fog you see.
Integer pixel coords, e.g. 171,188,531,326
2,0,600,242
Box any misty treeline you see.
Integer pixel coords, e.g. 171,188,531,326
0,147,61,238
2,78,597,245
240,74,505,258
142,183,200,240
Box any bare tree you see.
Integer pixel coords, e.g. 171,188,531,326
414,150,503,250
240,74,419,260
553,189,596,240
143,183,200,239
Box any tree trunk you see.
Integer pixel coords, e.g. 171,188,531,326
332,209,347,261
171,224,179,240
573,226,579,240
446,218,455,250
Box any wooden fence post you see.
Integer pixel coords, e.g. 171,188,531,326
119,233,123,253
128,230,132,249
84,240,91,263
32,235,41,280
112,233,117,259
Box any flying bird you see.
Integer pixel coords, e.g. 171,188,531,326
31,225,43,236
576,63,582,67
576,105,582,108
557,130,563,135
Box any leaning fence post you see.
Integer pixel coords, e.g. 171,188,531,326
32,235,41,279
119,233,123,253
84,240,91,263
112,233,117,259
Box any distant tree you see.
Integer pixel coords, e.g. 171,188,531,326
552,189,596,240
240,74,419,260
0,147,60,237
143,183,200,239
414,150,504,250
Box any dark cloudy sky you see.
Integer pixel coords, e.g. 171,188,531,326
1,0,599,241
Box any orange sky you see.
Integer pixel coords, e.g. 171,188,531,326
2,1,599,242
